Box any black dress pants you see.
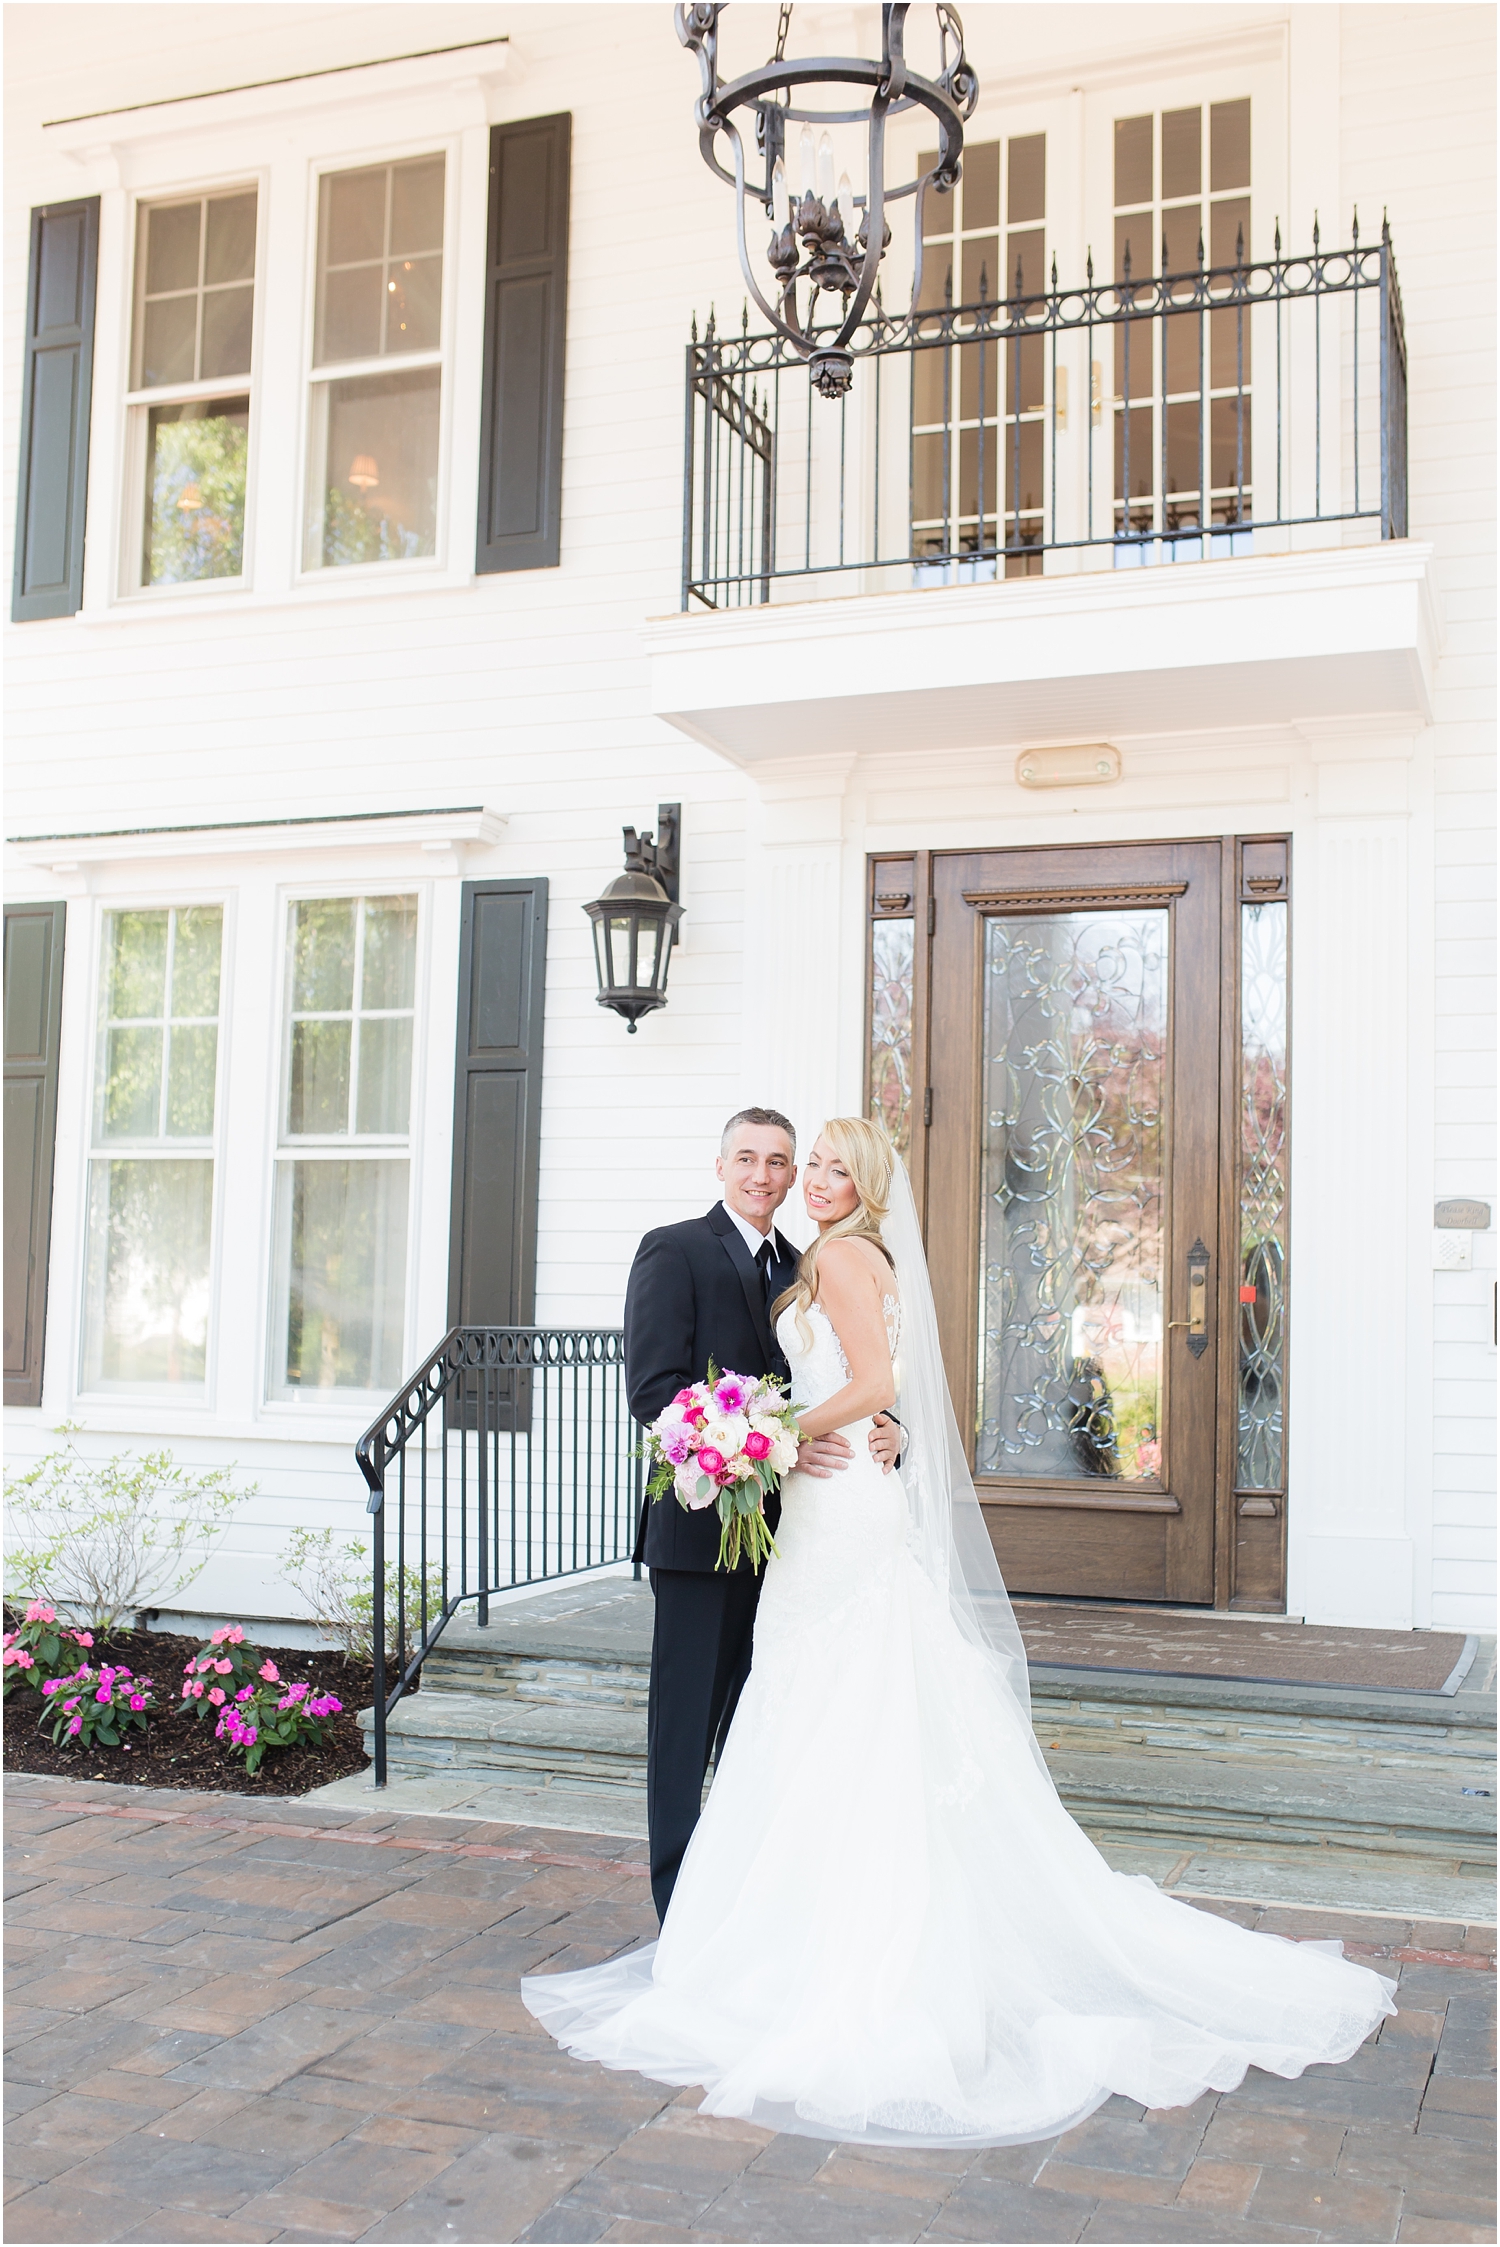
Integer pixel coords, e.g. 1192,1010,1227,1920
646,1565,761,1923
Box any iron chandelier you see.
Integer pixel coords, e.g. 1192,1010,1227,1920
676,2,978,399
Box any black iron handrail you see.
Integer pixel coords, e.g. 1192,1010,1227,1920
355,1325,639,1785
684,220,1407,607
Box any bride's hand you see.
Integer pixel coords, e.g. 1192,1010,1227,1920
795,1432,855,1479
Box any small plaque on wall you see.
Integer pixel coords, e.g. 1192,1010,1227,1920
1016,744,1121,788
1436,1199,1491,1229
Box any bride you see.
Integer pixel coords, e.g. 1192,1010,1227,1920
523,1117,1395,2147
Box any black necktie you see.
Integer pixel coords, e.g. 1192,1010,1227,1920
755,1239,774,1311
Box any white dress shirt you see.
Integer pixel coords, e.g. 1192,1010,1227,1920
721,1199,778,1263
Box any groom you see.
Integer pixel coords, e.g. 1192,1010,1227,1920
625,1106,900,1921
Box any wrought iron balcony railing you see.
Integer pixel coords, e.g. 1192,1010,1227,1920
683,219,1407,610
355,1326,640,1785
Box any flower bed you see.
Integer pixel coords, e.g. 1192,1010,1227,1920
1,1620,375,1794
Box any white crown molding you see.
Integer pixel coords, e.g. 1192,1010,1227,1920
978,16,1289,110
8,805,506,875
44,39,515,162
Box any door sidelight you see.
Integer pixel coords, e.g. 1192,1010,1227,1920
1167,1238,1211,1357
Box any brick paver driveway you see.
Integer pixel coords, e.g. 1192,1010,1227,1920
4,1775,1494,2245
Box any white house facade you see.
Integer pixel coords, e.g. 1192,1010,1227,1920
4,2,1493,1638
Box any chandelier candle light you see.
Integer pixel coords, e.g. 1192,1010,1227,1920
676,1,978,398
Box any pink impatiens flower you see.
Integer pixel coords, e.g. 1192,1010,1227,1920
66,1716,82,1736
72,1632,93,1649
207,1687,225,1706
213,1659,233,1675
129,1695,146,1711
210,1627,230,1645
3,1647,35,1669
235,1685,255,1702
24,1601,55,1624
258,1661,279,1683
190,1680,205,1698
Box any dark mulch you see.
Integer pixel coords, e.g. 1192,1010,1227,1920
1,1623,377,1795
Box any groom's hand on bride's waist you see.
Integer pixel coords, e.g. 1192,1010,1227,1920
795,1432,855,1478
869,1414,903,1475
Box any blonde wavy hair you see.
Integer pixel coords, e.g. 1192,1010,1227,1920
772,1116,896,1346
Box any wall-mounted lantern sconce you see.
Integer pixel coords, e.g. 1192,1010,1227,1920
583,804,683,1032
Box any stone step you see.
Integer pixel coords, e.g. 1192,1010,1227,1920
421,1632,1495,1789
358,1685,1496,1865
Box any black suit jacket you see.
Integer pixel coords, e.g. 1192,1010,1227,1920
625,1204,801,1571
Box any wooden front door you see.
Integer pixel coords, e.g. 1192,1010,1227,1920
925,840,1225,1604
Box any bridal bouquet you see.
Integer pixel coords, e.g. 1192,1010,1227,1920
645,1368,802,1573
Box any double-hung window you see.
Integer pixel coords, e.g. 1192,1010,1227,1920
304,156,446,570
270,895,417,1397
82,906,224,1388
126,189,258,589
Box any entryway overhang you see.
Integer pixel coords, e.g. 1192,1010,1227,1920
644,541,1439,768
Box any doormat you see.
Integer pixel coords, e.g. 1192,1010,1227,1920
1014,1606,1479,1695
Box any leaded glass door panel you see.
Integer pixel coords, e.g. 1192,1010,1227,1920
927,841,1223,1603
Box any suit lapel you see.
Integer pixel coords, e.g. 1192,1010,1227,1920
708,1204,777,1366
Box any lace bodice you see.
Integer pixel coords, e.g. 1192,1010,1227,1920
776,1293,902,1414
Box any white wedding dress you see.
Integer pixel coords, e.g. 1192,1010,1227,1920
523,1291,1396,2146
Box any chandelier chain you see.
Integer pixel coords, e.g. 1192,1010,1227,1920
771,3,792,64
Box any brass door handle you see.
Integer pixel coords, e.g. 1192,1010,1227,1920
1174,1240,1211,1356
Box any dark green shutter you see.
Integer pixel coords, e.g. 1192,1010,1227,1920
476,114,570,574
4,903,66,1404
449,880,548,1329
13,200,99,622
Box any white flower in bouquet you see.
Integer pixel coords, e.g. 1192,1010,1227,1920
770,1429,801,1474
701,1413,750,1465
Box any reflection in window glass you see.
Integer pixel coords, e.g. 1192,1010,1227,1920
135,191,257,390
868,918,914,1154
144,397,248,584
307,156,444,572
82,906,223,1390
309,368,441,568
274,1158,410,1393
977,910,1166,1482
1238,901,1288,1489
272,895,417,1398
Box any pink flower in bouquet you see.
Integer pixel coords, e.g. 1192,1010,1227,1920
672,1387,698,1407
697,1446,725,1477
662,1430,693,1465
713,1375,750,1414
743,1428,773,1460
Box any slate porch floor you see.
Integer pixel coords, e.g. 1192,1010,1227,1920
4,1774,1494,2247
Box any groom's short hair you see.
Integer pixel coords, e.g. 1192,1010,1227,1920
721,1106,796,1156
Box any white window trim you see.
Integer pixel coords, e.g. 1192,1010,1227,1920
115,170,268,602
260,877,431,1414
294,136,461,587
75,888,235,1410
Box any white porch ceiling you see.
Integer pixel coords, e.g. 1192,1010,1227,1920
643,542,1439,768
